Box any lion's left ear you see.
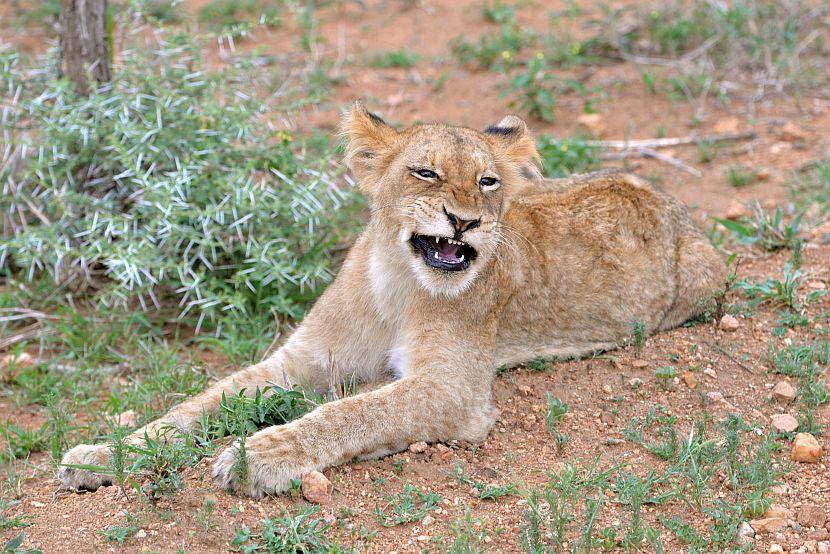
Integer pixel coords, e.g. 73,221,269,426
341,101,401,195
484,115,542,180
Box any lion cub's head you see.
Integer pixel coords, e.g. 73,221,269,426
342,102,540,297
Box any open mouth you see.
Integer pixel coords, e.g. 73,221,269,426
410,234,477,272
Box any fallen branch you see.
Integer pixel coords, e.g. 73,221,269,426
585,131,756,150
639,147,702,177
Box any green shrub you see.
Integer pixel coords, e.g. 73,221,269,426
0,35,360,333
536,136,601,178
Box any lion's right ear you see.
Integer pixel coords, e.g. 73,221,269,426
341,101,400,194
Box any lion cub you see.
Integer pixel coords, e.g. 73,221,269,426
60,103,726,497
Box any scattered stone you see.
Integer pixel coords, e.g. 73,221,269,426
792,433,822,463
628,377,643,388
779,121,807,143
818,541,830,554
770,485,790,496
719,314,740,331
765,506,794,519
714,116,740,134
793,521,804,533
103,410,139,428
576,113,606,137
771,413,799,433
422,515,435,526
751,517,788,534
135,529,147,539
811,529,830,541
683,371,698,389
517,385,533,396
31,501,45,508
738,521,756,538
799,505,827,529
0,352,34,382
769,543,784,553
806,540,818,553
772,381,796,403
725,200,748,220
301,471,332,504
602,384,613,395
706,392,734,409
631,360,649,368
408,442,428,454
703,368,718,379
434,443,451,454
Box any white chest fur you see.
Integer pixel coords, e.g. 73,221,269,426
369,246,414,378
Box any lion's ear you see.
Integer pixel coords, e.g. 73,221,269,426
341,101,400,194
484,116,541,180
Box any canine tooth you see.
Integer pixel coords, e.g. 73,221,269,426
434,252,439,259
459,255,465,262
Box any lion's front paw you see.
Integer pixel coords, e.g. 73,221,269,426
212,426,319,499
59,444,113,492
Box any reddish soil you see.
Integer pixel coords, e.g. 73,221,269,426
2,1,830,552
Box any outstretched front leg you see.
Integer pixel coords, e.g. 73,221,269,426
211,313,499,497
58,329,329,492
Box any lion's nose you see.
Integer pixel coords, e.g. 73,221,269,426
443,206,481,236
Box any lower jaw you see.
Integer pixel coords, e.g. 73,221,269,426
420,255,470,272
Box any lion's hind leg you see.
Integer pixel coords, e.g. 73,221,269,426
658,236,727,332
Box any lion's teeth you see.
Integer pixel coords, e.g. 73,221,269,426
434,252,439,259
459,255,464,262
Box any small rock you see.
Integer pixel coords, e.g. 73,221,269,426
135,529,147,539
683,371,698,389
738,521,756,538
602,384,613,394
806,540,819,553
706,391,732,408
576,113,606,137
422,515,435,526
31,501,45,508
792,433,822,463
408,442,428,454
301,471,332,504
0,352,34,382
765,506,794,519
772,381,796,403
517,385,533,396
104,410,139,428
779,121,807,142
771,413,799,433
703,368,718,379
714,116,740,134
769,543,784,553
725,201,748,220
628,377,643,388
799,505,827,529
810,530,830,541
751,517,788,534
770,485,790,496
631,359,649,368
719,314,740,331
434,443,450,454
818,541,830,554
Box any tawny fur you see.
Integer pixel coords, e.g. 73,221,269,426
60,104,726,498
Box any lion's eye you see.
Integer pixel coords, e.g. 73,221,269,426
412,169,439,180
479,176,501,191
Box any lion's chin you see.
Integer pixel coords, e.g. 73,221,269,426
409,234,478,272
